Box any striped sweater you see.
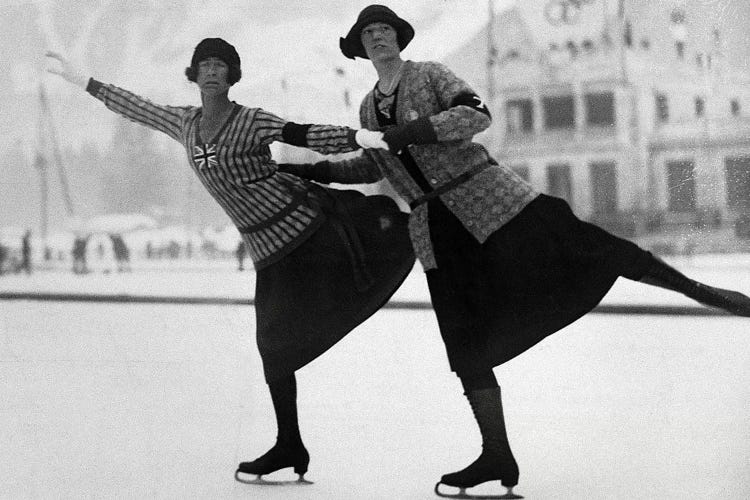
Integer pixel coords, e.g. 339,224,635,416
86,80,359,268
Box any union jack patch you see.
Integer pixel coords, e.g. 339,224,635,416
193,143,218,170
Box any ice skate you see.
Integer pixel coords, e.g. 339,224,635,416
435,387,523,499
641,255,750,316
234,440,312,485
690,282,750,317
435,482,523,499
435,449,522,499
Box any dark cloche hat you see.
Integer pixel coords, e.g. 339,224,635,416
339,5,414,60
190,38,241,69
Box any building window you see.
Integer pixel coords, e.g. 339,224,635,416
656,93,669,123
511,164,530,182
640,39,650,50
725,157,750,209
590,161,618,214
585,92,615,127
546,163,573,203
666,160,696,212
543,95,575,130
695,97,705,117
506,99,534,133
731,99,740,116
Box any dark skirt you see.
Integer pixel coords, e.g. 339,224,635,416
255,185,415,382
425,194,652,376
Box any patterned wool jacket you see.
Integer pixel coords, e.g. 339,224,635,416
317,60,539,270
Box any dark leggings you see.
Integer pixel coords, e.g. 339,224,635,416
268,374,302,444
459,369,499,393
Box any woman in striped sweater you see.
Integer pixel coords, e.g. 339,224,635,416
46,38,415,485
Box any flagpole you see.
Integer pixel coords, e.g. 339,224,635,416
487,0,496,104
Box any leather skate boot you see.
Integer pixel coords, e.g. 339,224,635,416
235,374,312,483
437,387,522,498
236,437,309,476
640,255,750,316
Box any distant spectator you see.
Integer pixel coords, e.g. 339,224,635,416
110,233,131,272
167,240,180,259
20,230,32,275
0,244,7,275
72,236,89,274
236,240,247,271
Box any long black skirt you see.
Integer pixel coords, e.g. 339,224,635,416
254,185,415,382
425,194,653,376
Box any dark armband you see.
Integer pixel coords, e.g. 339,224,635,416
382,116,438,154
450,92,491,118
281,122,313,147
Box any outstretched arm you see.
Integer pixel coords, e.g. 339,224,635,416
277,152,383,185
254,109,388,156
46,51,186,143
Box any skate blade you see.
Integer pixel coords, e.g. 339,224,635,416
234,470,313,486
434,481,523,499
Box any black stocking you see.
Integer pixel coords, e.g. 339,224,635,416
268,373,302,445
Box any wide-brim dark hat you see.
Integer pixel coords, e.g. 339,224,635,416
339,5,414,60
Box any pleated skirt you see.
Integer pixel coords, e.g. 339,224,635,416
425,194,652,376
254,185,415,382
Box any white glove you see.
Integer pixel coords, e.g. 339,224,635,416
45,51,89,89
354,129,389,150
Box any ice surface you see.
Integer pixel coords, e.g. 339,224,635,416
1,259,749,499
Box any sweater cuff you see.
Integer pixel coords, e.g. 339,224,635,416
383,116,438,153
86,78,102,97
406,116,438,144
347,128,360,149
279,161,334,183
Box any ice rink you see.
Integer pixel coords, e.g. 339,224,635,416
1,264,749,499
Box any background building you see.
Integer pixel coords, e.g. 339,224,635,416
443,0,750,253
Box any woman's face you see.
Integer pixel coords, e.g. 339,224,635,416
196,57,231,96
360,22,400,62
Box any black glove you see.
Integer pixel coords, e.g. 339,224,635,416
382,116,438,154
277,161,335,183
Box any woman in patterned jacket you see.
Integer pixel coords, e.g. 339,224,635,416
280,5,750,498
46,38,415,485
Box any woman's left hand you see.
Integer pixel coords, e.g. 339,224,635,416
45,51,89,89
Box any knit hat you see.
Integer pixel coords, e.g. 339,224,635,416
339,5,414,60
190,38,241,69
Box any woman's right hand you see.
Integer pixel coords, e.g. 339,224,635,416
354,129,389,150
45,51,89,88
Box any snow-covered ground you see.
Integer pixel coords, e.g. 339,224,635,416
1,256,749,499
